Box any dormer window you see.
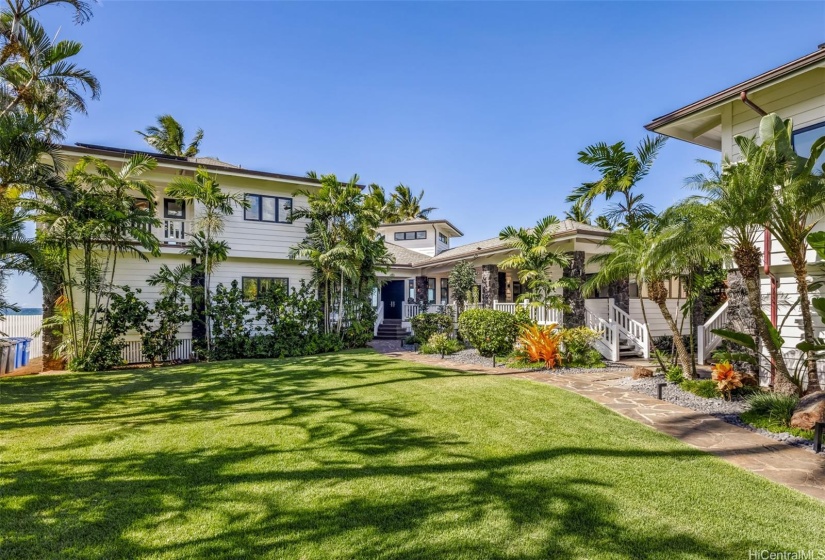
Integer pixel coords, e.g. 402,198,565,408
438,232,448,244
394,231,426,241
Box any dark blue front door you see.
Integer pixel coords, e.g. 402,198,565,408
381,280,405,319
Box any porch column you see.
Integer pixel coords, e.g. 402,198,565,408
415,276,429,305
481,265,498,308
562,251,585,328
725,270,760,376
608,278,630,314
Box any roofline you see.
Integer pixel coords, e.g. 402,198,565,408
62,143,354,188
416,228,611,268
378,219,464,237
644,46,825,132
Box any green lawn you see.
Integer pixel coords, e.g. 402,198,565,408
2,350,824,559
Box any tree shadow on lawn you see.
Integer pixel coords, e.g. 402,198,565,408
1,350,822,558
2,443,767,560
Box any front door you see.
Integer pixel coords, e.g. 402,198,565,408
381,280,405,319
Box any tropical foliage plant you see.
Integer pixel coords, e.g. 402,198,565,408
457,308,519,358
137,114,203,158
517,324,563,368
449,260,477,315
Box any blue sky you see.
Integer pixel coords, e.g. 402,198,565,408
8,0,825,306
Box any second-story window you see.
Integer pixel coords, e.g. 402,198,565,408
394,231,426,241
164,199,185,219
244,194,292,224
438,232,448,244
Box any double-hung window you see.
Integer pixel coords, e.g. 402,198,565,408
244,194,292,224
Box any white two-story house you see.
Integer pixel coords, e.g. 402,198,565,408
645,44,825,375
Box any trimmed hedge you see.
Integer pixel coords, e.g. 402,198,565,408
410,312,453,344
458,308,519,357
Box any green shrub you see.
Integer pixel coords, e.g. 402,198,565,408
665,366,685,384
410,312,453,344
745,393,799,427
560,326,604,367
458,308,519,357
680,379,721,399
513,305,533,328
420,333,464,356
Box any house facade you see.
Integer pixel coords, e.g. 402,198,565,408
645,44,825,375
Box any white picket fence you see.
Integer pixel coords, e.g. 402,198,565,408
0,314,43,359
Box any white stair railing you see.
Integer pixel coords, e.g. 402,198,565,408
402,303,449,321
697,301,729,365
608,302,649,359
585,308,619,362
492,300,563,326
373,302,384,337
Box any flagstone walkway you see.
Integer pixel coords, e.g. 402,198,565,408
368,340,825,502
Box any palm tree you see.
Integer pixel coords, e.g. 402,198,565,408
364,183,398,224
594,215,612,231
499,215,574,311
391,184,436,221
137,115,204,158
585,220,695,375
686,145,798,395
0,0,93,67
564,201,592,224
166,168,246,355
568,136,666,230
0,15,100,118
757,114,825,393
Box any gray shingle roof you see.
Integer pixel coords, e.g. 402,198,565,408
385,243,435,266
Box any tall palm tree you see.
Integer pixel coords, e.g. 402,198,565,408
364,183,398,224
137,114,204,158
757,114,825,392
686,144,798,395
499,215,574,311
0,15,100,118
568,136,666,230
166,168,246,355
391,184,436,221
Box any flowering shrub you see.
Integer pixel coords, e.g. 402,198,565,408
420,333,463,356
712,361,743,400
517,324,563,368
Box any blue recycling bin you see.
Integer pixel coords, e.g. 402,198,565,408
16,337,31,366
9,337,23,369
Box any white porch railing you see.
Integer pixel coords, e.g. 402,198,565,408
121,338,192,364
492,300,563,326
373,302,384,337
402,303,450,321
697,301,729,365
0,314,43,359
609,302,650,359
161,219,190,244
585,308,619,362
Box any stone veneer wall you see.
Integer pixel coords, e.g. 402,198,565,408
481,265,499,308
563,251,585,328
725,270,760,376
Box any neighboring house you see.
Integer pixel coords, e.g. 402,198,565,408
645,43,825,370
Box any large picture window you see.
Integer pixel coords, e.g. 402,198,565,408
244,194,292,224
242,277,289,301
793,121,825,169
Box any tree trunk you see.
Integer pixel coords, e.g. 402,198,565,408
639,295,666,371
41,283,65,371
648,280,694,377
789,252,821,393
734,243,798,395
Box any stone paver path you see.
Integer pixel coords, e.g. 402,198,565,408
369,341,825,502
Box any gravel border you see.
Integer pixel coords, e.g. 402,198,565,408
617,375,817,452
437,348,630,375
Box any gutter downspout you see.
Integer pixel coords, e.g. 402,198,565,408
740,91,767,116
